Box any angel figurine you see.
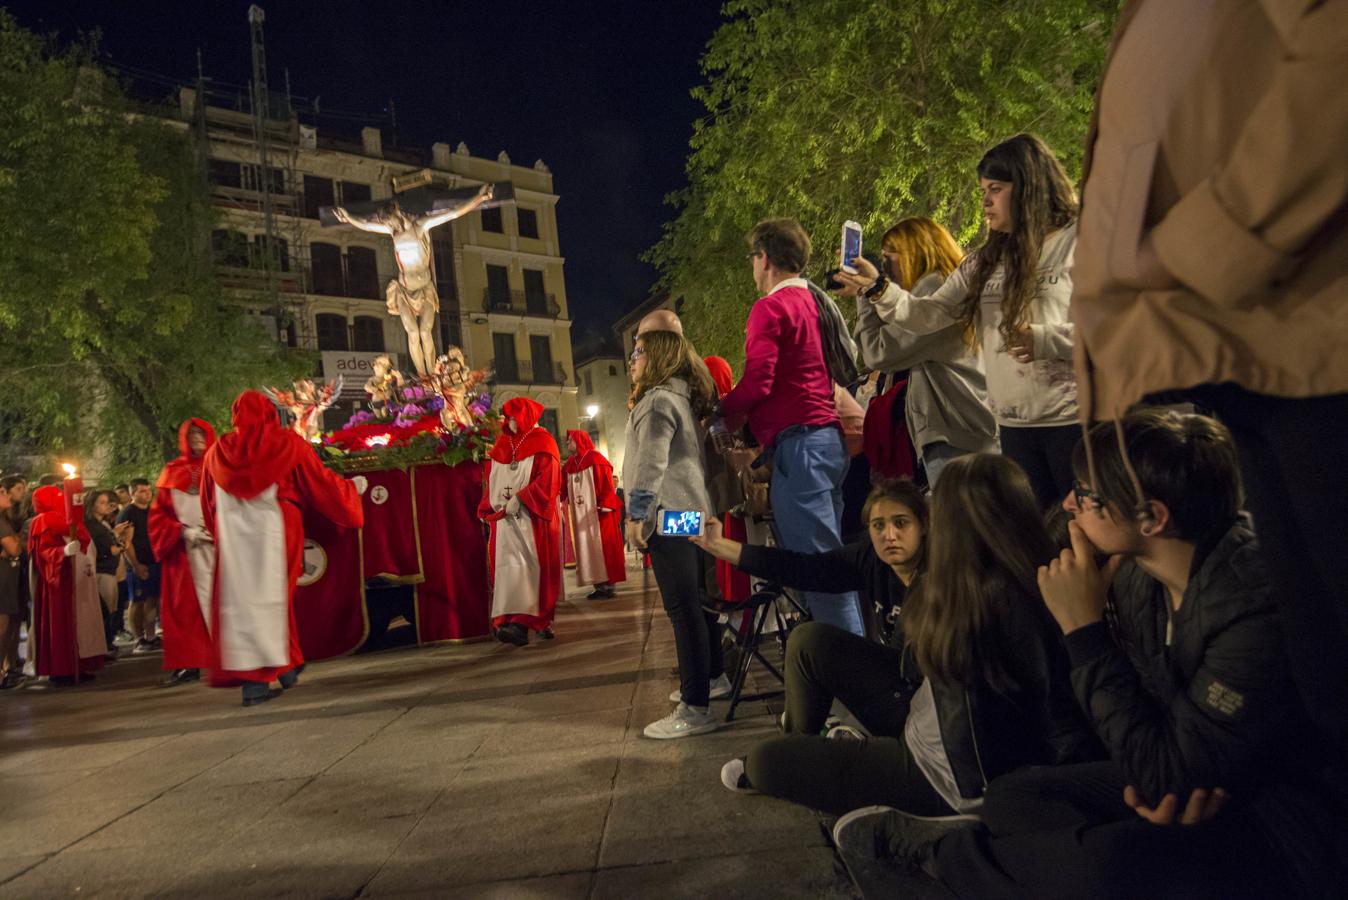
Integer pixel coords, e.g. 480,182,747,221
364,355,405,418
266,377,343,443
430,347,487,430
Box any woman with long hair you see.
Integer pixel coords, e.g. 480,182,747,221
852,216,999,486
840,134,1080,508
708,454,1099,820
623,329,727,738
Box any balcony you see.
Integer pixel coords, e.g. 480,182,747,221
490,358,569,386
482,289,561,318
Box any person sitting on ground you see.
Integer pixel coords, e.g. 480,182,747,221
693,478,926,744
700,456,1100,815
839,410,1348,899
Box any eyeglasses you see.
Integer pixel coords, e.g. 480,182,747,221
746,250,764,261
1072,479,1105,512
629,346,646,361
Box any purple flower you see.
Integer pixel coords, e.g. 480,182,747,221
426,397,445,412
403,385,424,401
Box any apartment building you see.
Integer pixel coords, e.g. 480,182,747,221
574,353,631,478
177,87,579,438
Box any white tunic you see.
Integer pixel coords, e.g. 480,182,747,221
487,457,542,620
215,484,290,670
567,468,607,586
171,488,215,633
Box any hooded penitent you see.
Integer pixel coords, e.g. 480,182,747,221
150,417,219,671
206,391,310,501
477,396,563,632
561,429,626,587
28,485,106,677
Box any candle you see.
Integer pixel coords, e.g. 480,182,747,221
62,464,83,540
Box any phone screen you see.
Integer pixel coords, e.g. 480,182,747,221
841,221,862,273
658,510,704,538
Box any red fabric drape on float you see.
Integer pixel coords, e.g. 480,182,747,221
150,417,217,670
413,462,491,642
292,503,366,659
358,468,422,582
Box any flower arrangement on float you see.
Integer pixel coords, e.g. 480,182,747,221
320,382,499,473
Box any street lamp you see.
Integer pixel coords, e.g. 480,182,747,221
585,404,599,418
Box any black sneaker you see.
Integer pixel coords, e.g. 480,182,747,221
278,664,305,690
241,684,282,707
495,624,529,646
831,806,979,888
157,669,200,688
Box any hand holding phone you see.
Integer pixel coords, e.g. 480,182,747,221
840,220,863,274
657,509,704,538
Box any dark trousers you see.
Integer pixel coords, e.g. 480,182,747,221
933,762,1293,900
999,423,1079,511
647,535,724,707
1191,384,1348,744
782,621,909,737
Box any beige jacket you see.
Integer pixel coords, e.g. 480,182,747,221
1073,0,1348,422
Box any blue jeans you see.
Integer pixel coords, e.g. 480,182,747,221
921,440,967,487
769,426,864,636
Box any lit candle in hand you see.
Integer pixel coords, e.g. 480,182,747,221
62,464,83,540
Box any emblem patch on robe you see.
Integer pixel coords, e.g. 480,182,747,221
298,539,328,587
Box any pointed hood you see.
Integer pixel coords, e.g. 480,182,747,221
157,417,217,492
28,484,89,551
488,397,559,464
204,390,311,500
562,429,600,474
704,356,734,399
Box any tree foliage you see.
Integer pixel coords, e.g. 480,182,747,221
0,12,306,479
648,0,1117,366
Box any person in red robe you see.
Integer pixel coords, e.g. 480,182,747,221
149,418,216,687
561,429,626,599
28,485,106,684
477,397,561,646
703,356,752,604
201,390,365,706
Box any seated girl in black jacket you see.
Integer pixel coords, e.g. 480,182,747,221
695,454,1101,817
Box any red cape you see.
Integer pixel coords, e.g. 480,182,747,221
28,486,101,677
150,418,217,670
205,390,311,501
561,430,626,586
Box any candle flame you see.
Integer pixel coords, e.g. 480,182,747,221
62,463,77,477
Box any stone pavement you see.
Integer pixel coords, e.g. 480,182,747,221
0,566,858,899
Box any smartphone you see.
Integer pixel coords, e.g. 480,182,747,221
840,220,863,274
657,509,704,538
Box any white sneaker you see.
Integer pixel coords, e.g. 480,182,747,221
720,757,758,794
668,672,732,703
643,702,719,739
826,724,866,740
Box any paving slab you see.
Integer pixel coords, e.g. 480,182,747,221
0,565,852,898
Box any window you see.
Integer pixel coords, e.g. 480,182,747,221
352,316,384,352
340,181,371,205
539,409,560,444
432,235,458,309
523,269,549,315
530,335,556,383
480,206,503,233
485,264,511,310
252,235,290,272
346,246,380,299
584,371,593,394
492,332,518,381
517,208,539,239
310,242,344,296
244,165,285,195
208,159,242,189
315,314,349,351
303,175,335,219
608,364,618,376
211,229,250,267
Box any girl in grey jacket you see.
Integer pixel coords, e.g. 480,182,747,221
621,330,726,740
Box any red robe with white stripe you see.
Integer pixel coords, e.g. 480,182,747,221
28,486,105,677
201,391,364,686
477,398,561,632
149,418,217,671
561,430,626,587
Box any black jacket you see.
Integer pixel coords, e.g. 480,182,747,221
737,541,1102,800
1066,518,1345,892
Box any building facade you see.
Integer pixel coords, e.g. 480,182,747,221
177,88,579,439
574,354,631,479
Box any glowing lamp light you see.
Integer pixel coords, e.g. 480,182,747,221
365,434,392,448
61,463,84,537
62,463,77,477
585,404,599,418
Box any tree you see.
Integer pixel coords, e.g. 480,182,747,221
0,12,305,478
648,0,1117,366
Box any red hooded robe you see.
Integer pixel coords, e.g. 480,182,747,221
561,430,626,586
477,397,562,631
201,391,363,686
704,356,751,603
28,486,105,677
149,418,217,670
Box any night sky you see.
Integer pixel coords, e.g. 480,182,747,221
5,0,727,344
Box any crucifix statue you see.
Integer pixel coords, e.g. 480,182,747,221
321,173,516,376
